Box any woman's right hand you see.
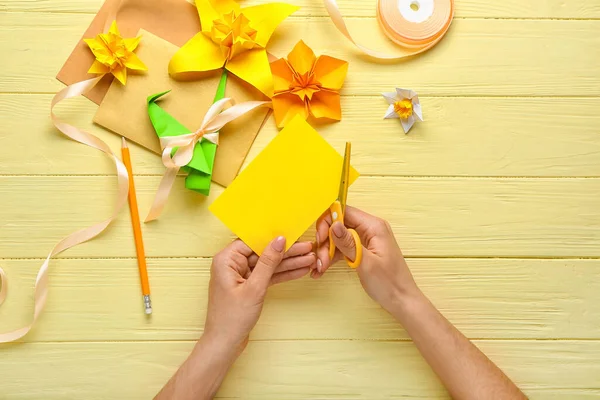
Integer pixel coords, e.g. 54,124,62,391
315,206,421,314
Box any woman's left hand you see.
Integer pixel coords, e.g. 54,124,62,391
203,237,316,358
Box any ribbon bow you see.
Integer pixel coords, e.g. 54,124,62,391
145,92,269,222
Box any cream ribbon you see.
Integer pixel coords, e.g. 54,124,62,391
145,98,271,222
0,76,130,343
323,0,454,60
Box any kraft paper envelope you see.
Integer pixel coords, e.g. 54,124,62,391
56,0,201,105
93,31,270,187
210,115,359,255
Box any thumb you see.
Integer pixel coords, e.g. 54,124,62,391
331,222,359,262
249,236,286,290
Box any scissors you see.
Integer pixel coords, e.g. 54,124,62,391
328,142,362,268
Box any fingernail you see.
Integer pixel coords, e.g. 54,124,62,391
332,222,345,238
272,236,286,252
317,258,323,273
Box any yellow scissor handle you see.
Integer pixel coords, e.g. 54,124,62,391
328,201,363,268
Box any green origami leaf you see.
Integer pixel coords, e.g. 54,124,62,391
146,70,228,195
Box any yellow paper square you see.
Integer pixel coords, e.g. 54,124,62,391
209,115,359,255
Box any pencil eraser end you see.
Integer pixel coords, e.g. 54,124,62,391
145,307,153,315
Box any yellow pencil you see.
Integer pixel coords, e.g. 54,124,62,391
121,138,152,315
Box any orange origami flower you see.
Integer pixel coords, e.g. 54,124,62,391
270,41,348,128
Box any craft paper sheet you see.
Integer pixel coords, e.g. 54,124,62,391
209,115,359,255
56,0,201,104
94,31,270,188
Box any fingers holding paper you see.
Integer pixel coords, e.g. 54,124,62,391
246,240,316,283
205,237,313,356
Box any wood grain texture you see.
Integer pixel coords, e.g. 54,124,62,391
2,14,600,96
0,258,598,342
3,94,600,177
0,176,598,259
2,0,600,397
4,0,600,19
0,340,599,399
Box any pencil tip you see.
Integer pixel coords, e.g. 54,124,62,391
122,137,127,148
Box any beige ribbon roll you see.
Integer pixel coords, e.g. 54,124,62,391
323,0,454,60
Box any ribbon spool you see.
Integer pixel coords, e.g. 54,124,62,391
324,0,454,60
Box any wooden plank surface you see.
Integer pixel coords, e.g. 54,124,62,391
1,0,600,398
1,258,599,342
2,14,600,96
3,94,600,177
0,340,599,399
0,176,598,258
4,0,600,19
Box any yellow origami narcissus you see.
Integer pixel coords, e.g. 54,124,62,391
169,0,298,98
84,21,147,85
270,41,348,128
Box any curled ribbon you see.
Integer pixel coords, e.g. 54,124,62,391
0,76,130,343
145,98,271,222
323,0,454,60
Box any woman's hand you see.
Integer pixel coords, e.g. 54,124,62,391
154,237,315,400
314,206,420,314
203,237,316,357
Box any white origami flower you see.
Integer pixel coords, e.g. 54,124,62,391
382,88,423,133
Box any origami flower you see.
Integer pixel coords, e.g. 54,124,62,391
382,88,423,133
84,21,147,85
169,0,298,97
270,41,348,128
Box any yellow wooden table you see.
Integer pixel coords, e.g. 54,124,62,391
1,0,599,398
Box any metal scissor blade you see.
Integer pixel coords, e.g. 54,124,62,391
337,142,351,213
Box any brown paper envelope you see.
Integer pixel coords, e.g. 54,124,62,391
93,31,270,188
56,0,200,105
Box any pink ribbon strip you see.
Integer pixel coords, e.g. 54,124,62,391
323,0,454,60
0,75,130,343
145,98,271,222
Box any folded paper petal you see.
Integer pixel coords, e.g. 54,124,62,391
108,20,120,36
384,104,399,119
169,32,227,77
413,102,424,121
240,3,299,47
309,90,342,121
226,48,273,97
197,0,240,33
272,93,308,128
401,114,416,132
112,65,128,85
287,40,317,75
313,55,348,90
88,60,110,75
124,52,148,71
123,36,142,53
382,92,397,105
270,58,294,93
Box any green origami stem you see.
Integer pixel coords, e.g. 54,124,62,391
147,70,228,196
184,69,228,195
